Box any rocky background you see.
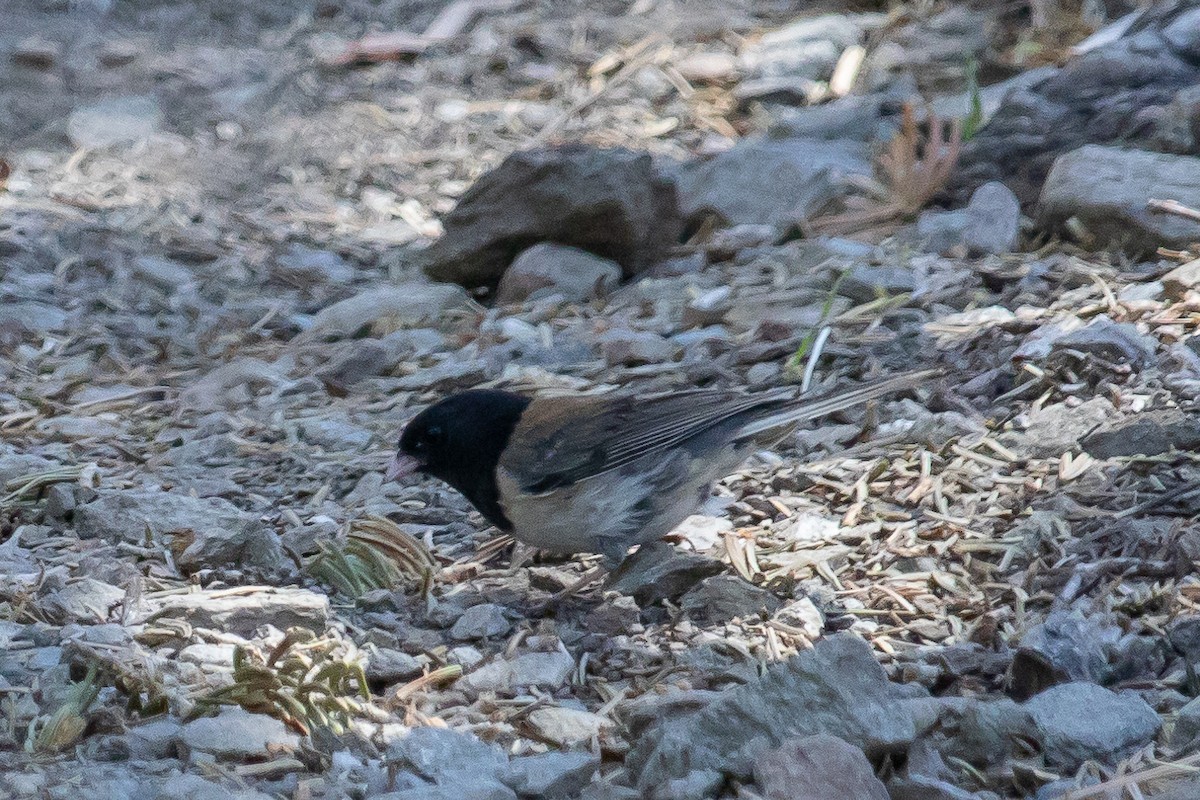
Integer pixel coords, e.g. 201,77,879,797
2,0,1200,798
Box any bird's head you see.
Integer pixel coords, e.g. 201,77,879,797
385,389,531,486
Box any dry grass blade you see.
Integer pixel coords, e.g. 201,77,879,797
809,102,962,238
307,515,437,599
193,628,369,736
1,466,85,509
1148,198,1200,224
28,664,101,753
386,664,463,708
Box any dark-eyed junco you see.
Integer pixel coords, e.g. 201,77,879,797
386,369,936,565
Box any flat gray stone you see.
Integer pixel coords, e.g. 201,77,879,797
496,243,621,304
676,136,870,228
181,707,300,760
1038,145,1200,255
1025,682,1160,770
450,603,511,641
145,587,329,637
628,634,916,798
75,489,286,575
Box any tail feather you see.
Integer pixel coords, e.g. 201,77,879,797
735,368,941,440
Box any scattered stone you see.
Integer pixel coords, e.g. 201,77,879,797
1011,609,1124,695
680,575,782,621
753,734,888,800
675,51,739,85
671,514,731,551
915,181,1020,256
1025,682,1160,770
36,415,125,440
496,243,622,304
1049,315,1157,368
450,603,511,641
888,776,985,800
527,706,615,746
940,699,1038,768
628,635,917,797
775,512,840,543
366,647,423,685
177,642,236,666
75,489,286,575
181,707,300,760
953,7,1200,205
95,38,139,67
505,752,599,799
1082,410,1200,458
301,283,470,341
1038,146,1200,254
609,541,725,605
3,301,69,334
386,726,511,796
964,181,1022,255
675,136,870,228
276,243,355,283
838,264,916,302
145,587,329,637
743,14,879,82
423,145,682,288
132,256,194,291
1171,695,1200,749
67,96,163,149
773,597,825,638
598,329,681,366
681,286,732,328
39,578,124,624
461,650,576,694
1004,397,1112,459
156,775,277,800
126,718,183,760
1162,258,1200,300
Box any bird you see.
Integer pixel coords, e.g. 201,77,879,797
385,369,937,566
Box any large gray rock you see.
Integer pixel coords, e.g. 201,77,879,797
1083,409,1200,458
1038,146,1200,254
627,634,917,798
423,145,681,289
1025,682,1161,770
675,136,870,228
181,707,300,760
505,752,599,798
753,734,888,800
496,243,622,304
75,489,286,575
952,2,1200,204
385,727,514,799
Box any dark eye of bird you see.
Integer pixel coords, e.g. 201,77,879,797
426,425,443,443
